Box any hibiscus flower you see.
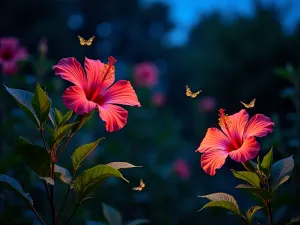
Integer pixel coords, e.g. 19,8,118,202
133,62,158,88
0,37,28,75
196,108,274,176
53,56,141,132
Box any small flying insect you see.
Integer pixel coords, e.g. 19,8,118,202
240,98,256,109
78,35,95,46
132,179,145,191
186,85,201,98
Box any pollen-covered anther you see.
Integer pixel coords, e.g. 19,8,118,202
218,114,231,129
101,56,117,80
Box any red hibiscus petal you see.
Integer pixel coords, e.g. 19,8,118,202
221,109,249,145
52,57,87,89
84,57,115,94
196,128,232,153
201,149,228,176
62,86,97,115
228,136,260,162
243,114,275,139
101,80,141,107
98,104,128,132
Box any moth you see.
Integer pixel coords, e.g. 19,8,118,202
78,35,95,46
240,98,256,108
186,85,201,98
132,179,145,191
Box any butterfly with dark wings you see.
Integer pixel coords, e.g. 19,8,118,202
78,35,95,46
186,85,202,98
240,98,256,109
132,179,145,191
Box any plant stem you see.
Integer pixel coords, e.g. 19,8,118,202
65,202,81,225
50,161,56,225
29,204,47,225
40,128,50,154
56,188,71,223
265,201,273,225
55,134,73,161
43,181,51,203
264,181,273,225
56,169,77,224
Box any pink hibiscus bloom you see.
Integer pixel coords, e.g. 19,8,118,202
0,37,28,75
133,62,158,88
53,56,141,132
196,108,274,176
173,159,191,180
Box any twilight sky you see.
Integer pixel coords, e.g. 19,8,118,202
141,0,300,45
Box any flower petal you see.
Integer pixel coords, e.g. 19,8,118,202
14,47,28,60
101,80,141,106
62,86,97,115
98,104,128,132
200,149,228,176
1,61,18,75
243,114,275,139
221,109,249,146
52,57,86,89
228,136,260,162
84,57,115,94
0,37,19,52
196,128,232,153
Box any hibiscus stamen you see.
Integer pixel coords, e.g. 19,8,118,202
89,56,117,102
218,108,239,149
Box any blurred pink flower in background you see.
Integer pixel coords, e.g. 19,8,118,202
199,96,217,112
152,92,166,106
0,37,28,75
133,62,158,87
173,159,191,180
38,38,48,57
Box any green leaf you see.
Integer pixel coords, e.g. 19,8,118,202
231,170,260,188
271,156,294,188
0,174,33,205
71,112,94,134
261,147,273,178
38,176,54,185
4,85,56,127
235,184,271,201
54,165,72,184
198,192,241,215
15,135,50,176
49,123,76,148
72,137,105,171
61,110,73,126
54,109,63,126
31,83,51,126
74,165,129,202
54,109,73,127
126,219,150,225
4,86,39,126
246,206,263,224
272,175,290,193
49,108,56,127
106,162,142,170
102,203,122,225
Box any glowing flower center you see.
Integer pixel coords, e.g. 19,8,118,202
89,56,116,102
218,108,239,149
